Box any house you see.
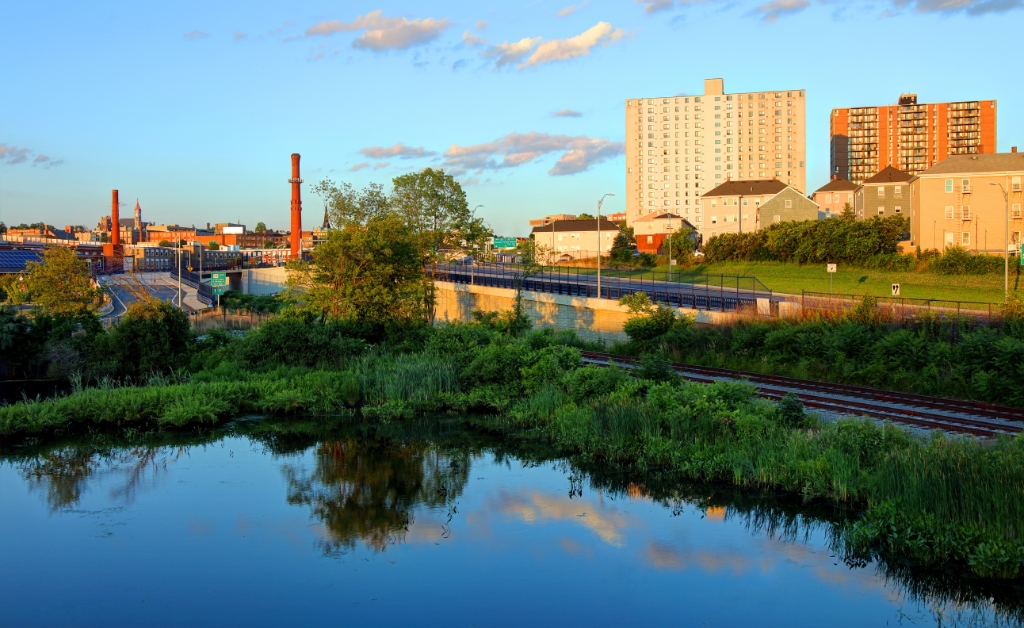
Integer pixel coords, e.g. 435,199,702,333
812,177,859,217
531,219,620,262
855,166,912,219
632,211,697,254
910,150,1024,253
698,179,819,240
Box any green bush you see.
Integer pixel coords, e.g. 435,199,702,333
927,246,1005,275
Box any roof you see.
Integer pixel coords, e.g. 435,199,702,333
813,178,860,194
0,250,43,274
862,166,912,185
918,153,1024,176
530,219,620,234
633,211,685,223
702,179,788,197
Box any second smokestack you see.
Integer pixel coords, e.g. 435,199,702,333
111,189,120,246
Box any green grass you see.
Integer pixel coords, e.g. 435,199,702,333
679,260,1014,303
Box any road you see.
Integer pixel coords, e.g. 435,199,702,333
100,275,188,319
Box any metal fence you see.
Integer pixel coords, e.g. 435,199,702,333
801,291,1002,323
430,262,772,313
169,265,214,305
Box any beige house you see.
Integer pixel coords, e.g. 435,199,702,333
531,219,620,262
632,211,695,254
812,177,859,216
698,179,819,240
855,166,913,219
625,78,807,226
910,151,1024,253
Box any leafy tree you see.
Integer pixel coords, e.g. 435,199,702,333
610,232,634,265
327,181,391,227
288,213,424,323
263,241,277,249
310,178,338,228
207,241,219,250
179,239,188,246
666,226,697,267
157,240,173,248
24,247,95,315
255,222,267,234
576,213,595,220
99,233,111,243
0,222,6,234
0,306,40,377
95,300,193,376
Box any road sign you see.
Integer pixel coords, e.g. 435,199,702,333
493,237,517,249
210,272,227,287
827,264,837,273
187,266,193,272
213,286,226,296
892,283,901,296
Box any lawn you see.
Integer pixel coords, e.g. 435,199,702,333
676,260,1016,303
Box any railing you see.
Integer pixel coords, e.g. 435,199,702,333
430,262,772,313
801,291,1001,323
169,265,214,305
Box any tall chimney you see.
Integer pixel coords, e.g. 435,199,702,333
111,190,120,245
289,153,303,259
1013,146,1019,154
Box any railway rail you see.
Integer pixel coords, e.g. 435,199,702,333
579,351,1024,438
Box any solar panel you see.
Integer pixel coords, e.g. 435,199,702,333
0,251,44,271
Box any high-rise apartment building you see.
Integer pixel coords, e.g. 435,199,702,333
830,94,997,185
625,78,807,227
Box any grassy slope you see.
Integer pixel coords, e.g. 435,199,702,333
678,261,1016,303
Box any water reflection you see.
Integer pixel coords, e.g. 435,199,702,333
281,437,470,554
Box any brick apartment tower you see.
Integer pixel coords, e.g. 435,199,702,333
625,78,807,227
289,153,302,258
830,94,997,185
111,190,120,245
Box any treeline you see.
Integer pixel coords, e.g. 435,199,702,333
703,214,908,265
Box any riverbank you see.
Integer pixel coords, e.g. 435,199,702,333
2,330,1022,581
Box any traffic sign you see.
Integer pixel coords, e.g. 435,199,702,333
213,286,226,296
827,264,837,273
892,283,901,296
210,272,227,287
493,237,517,249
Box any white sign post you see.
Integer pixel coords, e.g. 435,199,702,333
827,264,837,295
892,283,901,297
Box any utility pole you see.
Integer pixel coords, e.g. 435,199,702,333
596,193,614,298
991,182,1010,302
176,244,182,311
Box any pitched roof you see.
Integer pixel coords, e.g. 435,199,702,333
530,219,620,234
863,166,912,185
813,178,859,193
633,211,684,223
918,153,1024,176
702,179,788,197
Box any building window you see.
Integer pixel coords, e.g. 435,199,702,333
825,194,832,203
1013,231,1021,244
773,215,781,223
894,206,902,214
963,206,972,220
646,235,653,244
1013,177,1022,193
1013,204,1022,220
877,186,885,197
962,232,971,246
878,207,885,216
945,179,954,193
785,200,792,208
962,178,971,193
945,206,954,220
894,186,902,196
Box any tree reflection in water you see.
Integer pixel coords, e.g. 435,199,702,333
281,437,470,554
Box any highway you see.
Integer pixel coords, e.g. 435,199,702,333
100,276,187,319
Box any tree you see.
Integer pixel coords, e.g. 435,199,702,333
288,213,425,323
158,240,173,248
263,241,277,249
610,232,634,266
576,213,595,220
255,222,267,234
207,241,219,250
99,233,111,243
24,247,95,315
666,226,697,267
96,300,193,376
0,222,6,234
311,178,338,229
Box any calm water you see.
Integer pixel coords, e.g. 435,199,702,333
0,421,1018,627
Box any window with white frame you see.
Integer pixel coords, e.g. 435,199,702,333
785,200,792,208
945,206,955,219
1014,231,1022,244
894,186,902,196
962,232,971,246
962,178,971,193
1013,204,1023,219
894,206,902,214
877,186,885,197
1013,177,1022,193
945,179,954,193
878,207,885,216
963,206,972,220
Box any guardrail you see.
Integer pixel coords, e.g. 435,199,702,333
169,265,214,305
430,263,772,313
801,291,1002,323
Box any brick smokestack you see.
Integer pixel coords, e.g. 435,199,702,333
111,189,120,245
289,153,302,258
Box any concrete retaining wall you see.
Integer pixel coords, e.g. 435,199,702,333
243,267,289,296
434,281,739,343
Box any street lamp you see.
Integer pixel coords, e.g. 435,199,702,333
596,193,614,298
666,223,674,284
991,182,1010,302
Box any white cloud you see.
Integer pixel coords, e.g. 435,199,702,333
373,161,391,170
442,132,623,177
234,31,246,41
553,109,583,117
359,143,437,159
753,0,810,21
462,31,488,46
305,10,452,51
0,144,61,167
476,21,489,29
636,0,675,14
482,37,542,68
558,0,589,17
893,0,1022,13
349,162,370,172
521,22,627,68
183,30,209,40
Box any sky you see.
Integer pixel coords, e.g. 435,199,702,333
1,0,1022,237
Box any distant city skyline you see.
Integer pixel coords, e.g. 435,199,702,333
2,0,1022,237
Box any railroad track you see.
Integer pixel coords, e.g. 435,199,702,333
579,351,1024,438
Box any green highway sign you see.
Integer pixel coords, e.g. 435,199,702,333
210,272,227,287
493,237,517,249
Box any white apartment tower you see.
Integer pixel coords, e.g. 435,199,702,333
625,78,807,227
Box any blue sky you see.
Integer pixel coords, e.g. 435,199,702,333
1,0,1022,237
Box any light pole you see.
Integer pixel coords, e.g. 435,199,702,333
176,244,182,311
991,182,1010,302
596,193,614,298
666,223,674,284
